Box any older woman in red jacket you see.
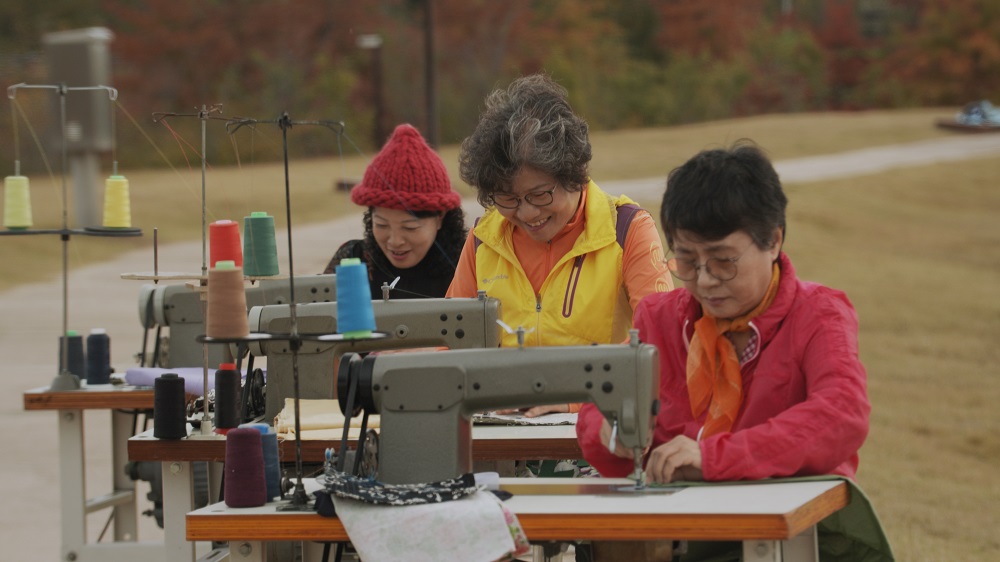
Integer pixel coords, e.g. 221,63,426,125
577,140,871,483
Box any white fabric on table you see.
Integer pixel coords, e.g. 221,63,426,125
331,489,528,562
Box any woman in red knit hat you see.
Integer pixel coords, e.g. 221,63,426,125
324,124,467,299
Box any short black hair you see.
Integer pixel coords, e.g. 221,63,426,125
661,140,787,251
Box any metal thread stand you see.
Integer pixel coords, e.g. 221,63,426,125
226,113,346,511
6,83,154,562
192,112,382,526
151,105,226,434
4,83,139,390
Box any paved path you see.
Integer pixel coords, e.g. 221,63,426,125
610,133,1000,201
2,132,999,559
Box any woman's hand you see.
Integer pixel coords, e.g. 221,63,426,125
646,435,704,483
495,404,571,418
598,419,640,459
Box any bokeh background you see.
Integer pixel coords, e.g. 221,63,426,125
3,0,999,165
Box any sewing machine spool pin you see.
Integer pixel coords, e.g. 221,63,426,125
380,276,400,301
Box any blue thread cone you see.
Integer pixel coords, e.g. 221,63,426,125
335,258,375,338
261,432,281,501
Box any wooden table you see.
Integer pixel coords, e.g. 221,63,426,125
128,423,582,462
187,477,849,562
129,422,580,561
23,385,169,562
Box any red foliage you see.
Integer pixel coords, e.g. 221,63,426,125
653,0,767,59
880,0,1000,104
106,0,381,114
816,0,873,108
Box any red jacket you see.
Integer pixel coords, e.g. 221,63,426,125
577,253,870,481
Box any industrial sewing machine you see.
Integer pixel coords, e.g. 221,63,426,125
336,333,659,484
129,275,339,527
247,293,502,421
136,274,337,367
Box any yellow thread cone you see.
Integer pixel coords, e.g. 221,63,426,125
102,175,132,228
3,175,33,230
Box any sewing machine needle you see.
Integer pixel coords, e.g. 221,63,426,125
632,447,646,490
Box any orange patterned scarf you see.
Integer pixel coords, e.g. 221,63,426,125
686,262,780,439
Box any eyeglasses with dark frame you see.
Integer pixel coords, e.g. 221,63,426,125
665,241,756,282
490,185,558,209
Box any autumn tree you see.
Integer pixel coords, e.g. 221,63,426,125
872,0,1000,105
104,0,391,164
653,0,767,60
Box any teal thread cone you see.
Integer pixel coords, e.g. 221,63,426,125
242,212,279,276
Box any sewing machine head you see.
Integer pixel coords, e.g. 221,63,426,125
337,337,659,484
247,293,502,421
137,275,336,368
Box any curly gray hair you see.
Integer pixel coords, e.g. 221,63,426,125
459,74,592,207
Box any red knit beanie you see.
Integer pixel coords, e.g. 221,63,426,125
350,124,461,211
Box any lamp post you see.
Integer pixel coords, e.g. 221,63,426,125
43,27,114,228
356,34,385,149
423,0,438,147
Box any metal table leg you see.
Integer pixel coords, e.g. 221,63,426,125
162,460,197,561
743,525,819,562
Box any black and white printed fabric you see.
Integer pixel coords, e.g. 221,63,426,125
320,465,479,506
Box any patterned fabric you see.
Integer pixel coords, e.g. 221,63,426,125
497,499,532,560
734,330,759,365
320,467,479,506
330,489,530,562
685,262,780,439
349,124,461,211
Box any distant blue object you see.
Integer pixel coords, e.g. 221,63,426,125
955,100,1000,125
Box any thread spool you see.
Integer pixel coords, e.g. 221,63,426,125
3,175,32,230
260,431,281,500
242,212,279,276
214,363,241,429
210,220,243,268
237,423,281,501
206,260,249,338
224,428,267,507
102,175,132,228
85,328,112,385
239,422,271,433
153,373,188,439
335,258,376,338
58,331,86,379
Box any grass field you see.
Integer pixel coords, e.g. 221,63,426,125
782,156,1000,560
3,106,999,560
0,107,954,291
